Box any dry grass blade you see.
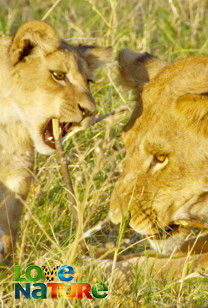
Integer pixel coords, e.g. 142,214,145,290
41,0,62,21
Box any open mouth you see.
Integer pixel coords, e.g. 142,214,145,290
42,119,74,149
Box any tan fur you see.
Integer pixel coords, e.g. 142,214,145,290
0,20,111,261
110,50,208,262
97,250,208,293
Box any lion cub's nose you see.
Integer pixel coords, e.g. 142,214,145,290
78,104,94,119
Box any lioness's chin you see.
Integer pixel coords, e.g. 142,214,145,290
149,231,189,255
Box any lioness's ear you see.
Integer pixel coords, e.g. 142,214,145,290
118,49,167,91
175,94,208,137
163,55,208,98
165,56,208,137
77,45,112,72
9,20,59,66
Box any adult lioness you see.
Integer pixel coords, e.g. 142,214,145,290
110,49,208,257
0,20,111,261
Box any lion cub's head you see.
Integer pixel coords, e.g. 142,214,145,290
8,21,111,154
110,49,208,255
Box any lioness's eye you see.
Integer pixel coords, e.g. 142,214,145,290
154,154,166,163
51,71,66,81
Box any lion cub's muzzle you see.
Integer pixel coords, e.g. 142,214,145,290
42,104,95,149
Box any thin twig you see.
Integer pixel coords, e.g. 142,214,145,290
52,119,78,226
93,106,128,124
62,106,128,143
52,119,86,261
93,111,115,123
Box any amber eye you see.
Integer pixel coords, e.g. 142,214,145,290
154,154,166,163
51,71,66,81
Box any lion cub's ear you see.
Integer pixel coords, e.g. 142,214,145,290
9,20,59,66
118,49,167,92
77,45,112,73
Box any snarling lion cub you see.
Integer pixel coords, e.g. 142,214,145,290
110,49,208,266
0,20,111,261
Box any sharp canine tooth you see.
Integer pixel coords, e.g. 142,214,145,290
52,118,61,141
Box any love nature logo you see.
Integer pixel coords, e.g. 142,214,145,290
15,265,108,300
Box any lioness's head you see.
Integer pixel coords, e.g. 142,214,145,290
110,49,208,254
8,21,111,154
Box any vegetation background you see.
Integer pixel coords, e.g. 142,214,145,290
0,0,208,307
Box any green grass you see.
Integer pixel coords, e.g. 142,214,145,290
1,0,208,307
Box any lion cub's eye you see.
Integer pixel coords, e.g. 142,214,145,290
154,154,166,163
51,71,66,81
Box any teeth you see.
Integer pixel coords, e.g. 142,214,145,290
48,136,53,141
